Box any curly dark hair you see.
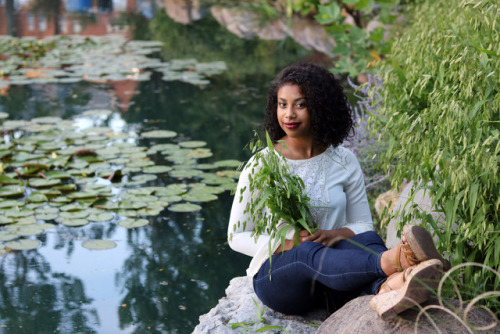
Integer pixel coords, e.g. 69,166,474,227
263,63,353,148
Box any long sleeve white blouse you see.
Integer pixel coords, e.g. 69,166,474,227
228,145,374,277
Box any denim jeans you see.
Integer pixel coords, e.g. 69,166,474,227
253,231,388,314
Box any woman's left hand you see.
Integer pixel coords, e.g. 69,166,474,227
301,228,354,247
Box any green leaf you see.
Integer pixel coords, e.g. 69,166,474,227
469,183,479,220
314,3,341,24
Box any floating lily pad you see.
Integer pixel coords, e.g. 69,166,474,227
0,200,23,209
36,212,58,220
142,166,173,174
216,170,241,179
0,230,18,241
29,178,61,188
182,192,218,202
4,208,34,217
60,218,89,227
0,216,14,225
196,163,217,170
0,112,8,119
88,212,114,222
5,239,40,250
131,174,157,183
179,141,207,148
8,225,44,236
31,116,63,124
59,210,90,219
186,148,213,159
141,130,177,139
28,193,48,203
118,218,149,228
214,159,242,168
82,240,117,250
0,175,19,185
168,203,202,213
0,187,25,198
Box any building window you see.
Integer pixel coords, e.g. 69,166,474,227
38,14,47,31
27,12,35,31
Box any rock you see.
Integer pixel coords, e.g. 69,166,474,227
374,185,405,219
316,295,500,334
209,7,335,55
277,15,336,56
385,181,446,249
210,6,287,40
164,0,205,24
192,276,328,334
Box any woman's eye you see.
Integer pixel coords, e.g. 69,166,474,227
278,102,287,108
297,103,306,108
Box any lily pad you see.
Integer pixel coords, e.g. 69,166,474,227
0,112,8,119
5,239,40,250
182,192,218,202
142,166,173,174
82,240,117,250
179,141,207,148
216,170,241,179
60,218,89,227
0,200,23,209
141,130,177,139
29,178,61,188
186,148,213,159
88,212,114,222
214,159,242,168
0,231,18,241
168,203,202,213
118,218,149,228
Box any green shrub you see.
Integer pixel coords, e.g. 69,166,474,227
370,0,499,308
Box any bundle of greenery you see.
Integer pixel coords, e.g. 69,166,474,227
237,132,317,259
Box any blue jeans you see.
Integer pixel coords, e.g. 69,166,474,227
253,231,388,314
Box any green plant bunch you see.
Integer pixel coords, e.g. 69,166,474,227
369,0,499,308
237,132,317,258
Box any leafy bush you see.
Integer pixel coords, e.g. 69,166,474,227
370,0,499,307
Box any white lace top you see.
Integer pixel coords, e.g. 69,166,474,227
228,145,374,277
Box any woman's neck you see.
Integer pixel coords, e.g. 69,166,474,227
274,136,326,160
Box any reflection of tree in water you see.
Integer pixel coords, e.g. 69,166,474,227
116,191,247,333
0,83,95,120
0,244,99,333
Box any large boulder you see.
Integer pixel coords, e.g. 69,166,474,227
384,181,446,249
316,295,500,334
192,276,328,333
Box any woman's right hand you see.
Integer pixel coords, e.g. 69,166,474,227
273,230,311,254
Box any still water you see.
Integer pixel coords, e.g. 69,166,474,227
0,2,320,333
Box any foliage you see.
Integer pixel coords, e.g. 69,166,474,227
279,0,402,77
369,0,499,308
236,132,317,259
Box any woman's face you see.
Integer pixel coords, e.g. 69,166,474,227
277,84,313,140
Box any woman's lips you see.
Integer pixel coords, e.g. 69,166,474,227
284,122,300,129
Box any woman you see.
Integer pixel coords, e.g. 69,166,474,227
228,63,448,319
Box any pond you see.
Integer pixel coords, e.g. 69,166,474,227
0,2,324,333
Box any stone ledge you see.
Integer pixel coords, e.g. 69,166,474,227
192,276,328,334
194,276,500,334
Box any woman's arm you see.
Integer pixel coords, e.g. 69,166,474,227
227,156,271,257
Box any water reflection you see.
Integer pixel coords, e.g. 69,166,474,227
0,2,316,333
0,247,99,333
